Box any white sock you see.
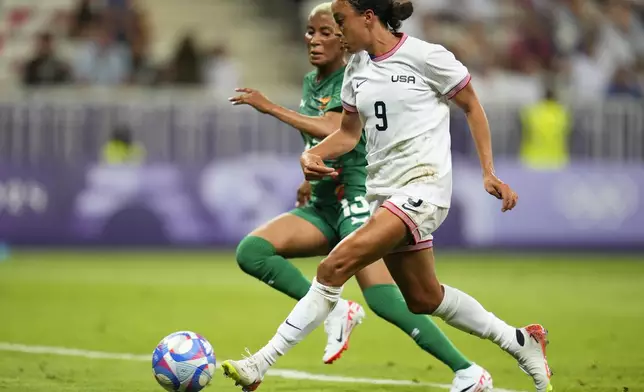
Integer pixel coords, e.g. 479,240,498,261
255,278,342,368
327,298,349,319
433,284,520,353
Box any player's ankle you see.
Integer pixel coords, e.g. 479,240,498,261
256,354,272,376
495,328,524,355
310,277,343,299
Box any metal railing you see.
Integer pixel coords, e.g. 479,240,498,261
0,92,642,165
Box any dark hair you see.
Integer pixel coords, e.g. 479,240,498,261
347,0,414,32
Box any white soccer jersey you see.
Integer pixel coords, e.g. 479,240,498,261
341,34,470,208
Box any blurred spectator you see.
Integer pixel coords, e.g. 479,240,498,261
104,0,130,43
520,87,571,170
204,45,240,94
414,0,500,21
69,0,101,38
73,21,131,85
607,67,643,98
101,125,146,165
567,29,610,103
596,0,644,77
22,32,70,86
508,13,555,74
128,0,151,54
103,0,151,51
164,34,203,86
553,0,601,56
636,57,644,89
129,40,158,85
455,21,494,75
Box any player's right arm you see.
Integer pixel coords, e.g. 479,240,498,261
301,110,362,180
229,88,341,139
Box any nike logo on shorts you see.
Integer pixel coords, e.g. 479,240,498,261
402,197,423,213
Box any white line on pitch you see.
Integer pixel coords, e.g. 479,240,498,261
0,342,524,392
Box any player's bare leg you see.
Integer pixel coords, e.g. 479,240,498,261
385,246,552,392
234,212,366,362
352,262,474,373
222,209,406,391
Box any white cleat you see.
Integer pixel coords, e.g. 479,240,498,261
221,351,266,392
322,299,366,364
450,363,493,392
513,324,553,392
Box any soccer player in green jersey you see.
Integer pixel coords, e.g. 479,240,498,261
227,1,473,373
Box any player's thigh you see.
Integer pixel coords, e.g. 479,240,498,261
317,207,408,286
335,192,396,288
336,202,397,289
249,208,332,258
384,248,443,313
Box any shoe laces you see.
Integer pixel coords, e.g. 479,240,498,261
240,348,260,371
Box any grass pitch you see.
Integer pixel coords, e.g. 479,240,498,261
0,250,642,392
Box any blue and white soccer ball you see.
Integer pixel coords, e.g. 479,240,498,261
152,331,216,391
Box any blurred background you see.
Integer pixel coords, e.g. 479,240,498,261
0,0,642,250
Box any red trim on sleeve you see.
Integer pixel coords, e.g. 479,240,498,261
446,74,472,100
342,101,358,113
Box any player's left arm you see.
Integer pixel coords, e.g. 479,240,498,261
423,43,517,211
451,84,494,179
451,84,518,212
229,88,340,139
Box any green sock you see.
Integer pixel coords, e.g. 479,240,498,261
235,236,311,300
362,284,472,372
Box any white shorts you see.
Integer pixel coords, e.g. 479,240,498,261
368,183,449,253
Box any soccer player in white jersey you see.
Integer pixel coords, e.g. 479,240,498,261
222,1,553,392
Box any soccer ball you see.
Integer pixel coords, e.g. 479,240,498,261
152,331,216,391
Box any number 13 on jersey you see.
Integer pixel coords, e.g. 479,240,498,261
341,196,369,225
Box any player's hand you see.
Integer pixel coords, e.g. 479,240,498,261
300,152,338,180
228,88,274,114
483,174,518,212
296,181,312,207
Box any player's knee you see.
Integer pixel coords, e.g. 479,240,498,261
235,236,275,276
317,239,368,286
317,257,346,286
317,250,355,286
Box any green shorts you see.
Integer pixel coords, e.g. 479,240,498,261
290,194,370,247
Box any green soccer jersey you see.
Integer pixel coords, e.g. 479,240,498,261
298,67,368,206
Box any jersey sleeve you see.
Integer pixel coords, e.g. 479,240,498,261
423,44,471,100
341,55,359,113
